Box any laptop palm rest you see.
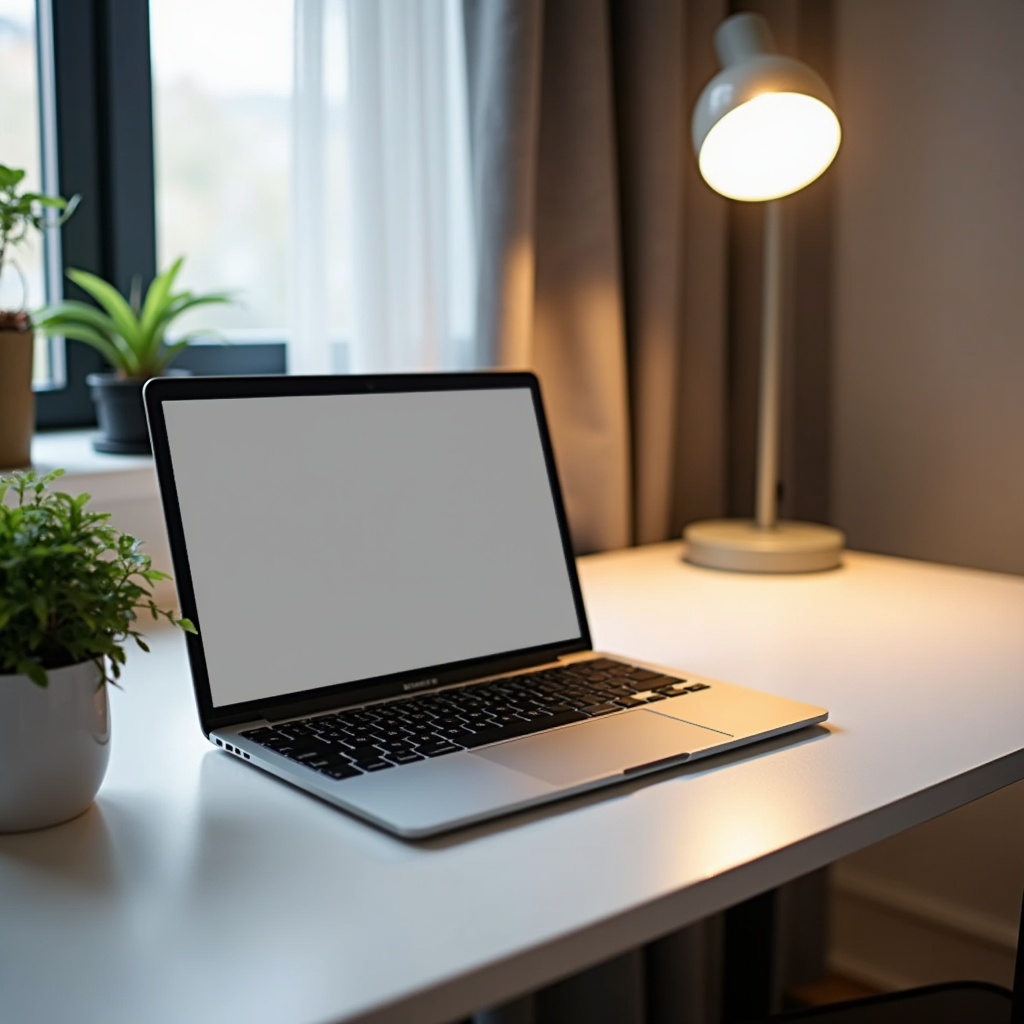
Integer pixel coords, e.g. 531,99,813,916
476,707,725,786
333,708,727,837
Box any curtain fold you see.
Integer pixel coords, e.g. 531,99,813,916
463,2,730,1021
464,0,728,554
462,5,831,1021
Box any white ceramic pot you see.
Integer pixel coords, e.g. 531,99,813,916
0,660,110,832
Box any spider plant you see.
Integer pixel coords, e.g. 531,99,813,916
34,256,233,378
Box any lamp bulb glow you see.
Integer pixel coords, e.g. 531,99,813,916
698,92,841,201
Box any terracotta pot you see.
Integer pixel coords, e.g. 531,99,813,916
0,660,110,833
0,326,35,470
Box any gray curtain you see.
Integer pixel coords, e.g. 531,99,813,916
462,5,731,1020
460,2,834,1021
463,0,731,555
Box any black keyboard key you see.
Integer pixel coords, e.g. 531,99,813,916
288,749,324,763
379,741,417,758
434,714,469,729
321,765,362,781
258,734,296,749
646,674,685,688
488,712,529,728
282,723,319,738
415,741,462,757
373,727,408,743
343,743,383,760
587,658,626,670
353,757,392,772
625,669,662,683
387,752,425,766
402,711,435,725
343,732,379,748
579,703,620,717
536,703,573,715
613,696,647,708
436,725,478,744
240,727,274,741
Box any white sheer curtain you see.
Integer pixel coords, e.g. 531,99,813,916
289,0,476,374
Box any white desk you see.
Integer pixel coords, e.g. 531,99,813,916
2,544,1023,1024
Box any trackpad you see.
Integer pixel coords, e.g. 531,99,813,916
474,709,725,787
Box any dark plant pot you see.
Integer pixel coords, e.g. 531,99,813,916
87,370,190,455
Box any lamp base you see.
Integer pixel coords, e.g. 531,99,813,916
683,518,844,574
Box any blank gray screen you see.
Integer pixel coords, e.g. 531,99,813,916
162,387,583,707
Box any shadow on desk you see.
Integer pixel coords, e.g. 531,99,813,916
0,794,165,895
0,804,114,891
0,722,832,889
0,722,831,905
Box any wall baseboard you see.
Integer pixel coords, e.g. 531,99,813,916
829,865,1018,991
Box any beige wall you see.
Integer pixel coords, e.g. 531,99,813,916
830,0,1024,576
825,0,1024,989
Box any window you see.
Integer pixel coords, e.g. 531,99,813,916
150,0,295,342
0,0,61,387
33,0,474,429
151,0,474,374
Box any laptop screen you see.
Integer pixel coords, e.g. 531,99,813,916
160,383,585,708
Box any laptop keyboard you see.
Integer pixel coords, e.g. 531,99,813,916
238,659,710,781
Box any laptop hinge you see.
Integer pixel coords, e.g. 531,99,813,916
249,646,591,724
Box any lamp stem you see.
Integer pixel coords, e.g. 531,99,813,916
755,200,783,530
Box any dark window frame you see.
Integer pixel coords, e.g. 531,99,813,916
36,0,285,431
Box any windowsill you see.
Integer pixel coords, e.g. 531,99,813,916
30,429,159,501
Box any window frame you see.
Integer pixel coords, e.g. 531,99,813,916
35,0,285,431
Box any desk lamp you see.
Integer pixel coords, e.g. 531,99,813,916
684,12,845,572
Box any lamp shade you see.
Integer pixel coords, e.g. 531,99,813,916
692,13,840,201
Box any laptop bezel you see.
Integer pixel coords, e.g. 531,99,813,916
144,371,594,734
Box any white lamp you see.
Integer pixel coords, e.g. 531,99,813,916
684,12,845,573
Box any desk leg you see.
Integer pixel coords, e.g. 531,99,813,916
475,950,646,1024
721,889,779,1023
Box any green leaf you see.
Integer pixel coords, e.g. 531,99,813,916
24,194,66,209
0,469,192,683
139,256,184,343
39,322,137,374
164,291,235,320
16,659,48,688
57,194,81,225
35,299,118,336
0,165,26,188
65,268,142,348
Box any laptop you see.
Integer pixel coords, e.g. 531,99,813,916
144,371,827,838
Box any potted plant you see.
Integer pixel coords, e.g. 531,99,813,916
0,468,195,832
0,164,78,470
35,256,233,453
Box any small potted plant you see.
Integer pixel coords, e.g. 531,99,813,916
35,256,233,453
0,468,194,832
0,164,78,469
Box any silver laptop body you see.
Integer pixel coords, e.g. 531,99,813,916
145,372,827,838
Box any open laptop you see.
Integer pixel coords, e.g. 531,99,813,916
144,372,827,838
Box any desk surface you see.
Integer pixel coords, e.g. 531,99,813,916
3,544,1023,1024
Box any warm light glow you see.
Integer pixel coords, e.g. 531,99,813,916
698,92,841,201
